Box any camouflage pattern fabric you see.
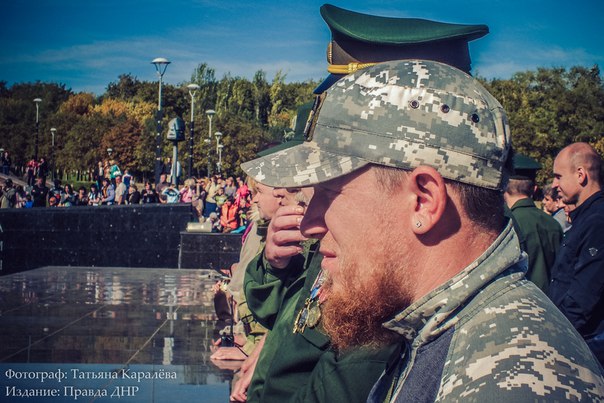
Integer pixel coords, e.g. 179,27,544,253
371,222,604,402
242,60,510,191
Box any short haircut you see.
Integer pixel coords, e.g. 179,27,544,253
505,178,535,198
570,144,603,186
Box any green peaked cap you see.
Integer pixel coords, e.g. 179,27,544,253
314,4,489,93
511,154,542,180
322,4,488,46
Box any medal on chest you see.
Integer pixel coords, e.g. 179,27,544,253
293,270,326,334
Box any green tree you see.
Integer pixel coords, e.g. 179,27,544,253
0,82,72,166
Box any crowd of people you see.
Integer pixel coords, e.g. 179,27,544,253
0,156,253,233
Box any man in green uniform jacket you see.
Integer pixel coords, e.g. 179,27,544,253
505,154,562,291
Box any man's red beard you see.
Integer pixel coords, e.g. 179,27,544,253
320,256,413,352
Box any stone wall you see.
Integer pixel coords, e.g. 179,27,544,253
0,204,242,275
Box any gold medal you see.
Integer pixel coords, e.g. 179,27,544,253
293,298,311,334
306,304,321,328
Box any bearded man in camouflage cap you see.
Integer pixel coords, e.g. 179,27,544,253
242,59,604,402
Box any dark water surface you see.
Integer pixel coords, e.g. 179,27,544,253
0,267,233,402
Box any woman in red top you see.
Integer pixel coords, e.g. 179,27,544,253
220,197,240,232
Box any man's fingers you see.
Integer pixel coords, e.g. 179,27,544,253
270,229,308,247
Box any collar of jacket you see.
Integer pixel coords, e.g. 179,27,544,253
382,221,527,345
570,190,604,223
510,197,537,210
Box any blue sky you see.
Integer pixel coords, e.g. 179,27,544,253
2,0,603,95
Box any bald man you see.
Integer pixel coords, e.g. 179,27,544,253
549,142,604,366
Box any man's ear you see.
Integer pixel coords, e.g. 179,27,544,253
577,166,589,186
407,166,447,234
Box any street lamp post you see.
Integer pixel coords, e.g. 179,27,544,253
214,131,223,174
34,98,42,161
187,84,200,179
50,128,56,180
205,109,215,176
151,57,171,185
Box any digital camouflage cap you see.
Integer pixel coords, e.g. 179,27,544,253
241,59,511,190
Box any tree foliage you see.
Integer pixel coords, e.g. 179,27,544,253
1,64,601,185
480,64,604,184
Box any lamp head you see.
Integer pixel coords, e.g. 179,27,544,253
151,57,171,75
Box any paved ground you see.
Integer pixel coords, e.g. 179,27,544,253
0,266,234,402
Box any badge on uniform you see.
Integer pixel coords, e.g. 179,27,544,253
293,270,326,334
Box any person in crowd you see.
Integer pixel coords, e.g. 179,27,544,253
215,186,227,210
1,151,11,175
114,174,127,205
224,176,238,198
162,183,180,204
59,183,76,207
31,176,49,207
88,183,101,206
242,60,604,401
14,185,27,208
191,178,207,220
101,177,115,205
109,159,121,183
23,194,33,208
563,200,577,227
48,179,64,207
213,180,278,400
504,154,562,292
542,183,571,231
156,173,170,204
208,212,221,233
96,161,104,190
122,169,132,189
204,175,220,216
48,195,59,207
548,142,604,367
0,179,17,208
26,157,38,187
235,177,250,210
141,181,159,204
220,196,240,233
128,184,141,204
38,157,48,183
179,178,196,203
74,186,89,206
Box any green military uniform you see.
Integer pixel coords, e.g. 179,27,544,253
510,198,562,292
508,154,563,292
245,240,398,402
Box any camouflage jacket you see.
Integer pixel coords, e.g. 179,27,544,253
368,221,604,402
